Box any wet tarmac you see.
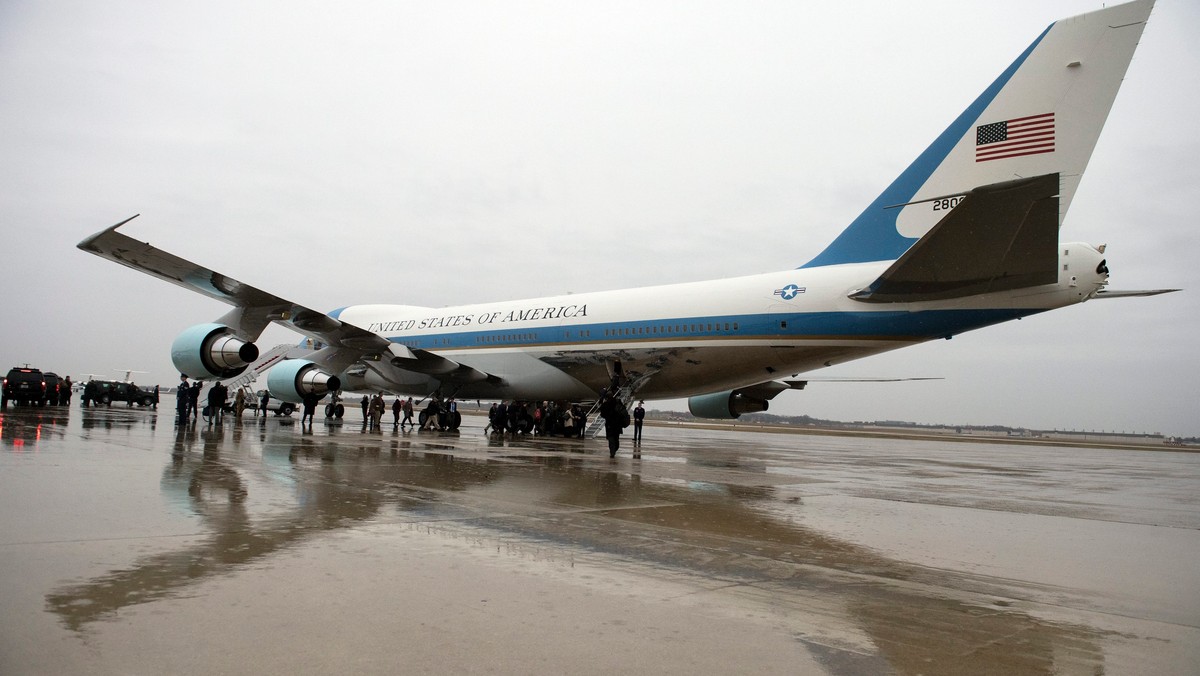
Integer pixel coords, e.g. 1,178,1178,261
1,404,1197,675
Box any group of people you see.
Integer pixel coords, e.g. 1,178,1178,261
418,397,458,431
483,395,646,457
174,375,273,425
359,394,416,430
175,375,202,423
171,375,650,455
486,400,587,437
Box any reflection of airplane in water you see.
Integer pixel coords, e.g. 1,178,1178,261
78,1,1173,420
45,430,1107,672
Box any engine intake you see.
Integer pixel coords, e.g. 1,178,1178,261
266,360,341,403
171,323,259,379
688,390,770,420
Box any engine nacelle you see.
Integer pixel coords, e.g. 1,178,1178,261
687,390,770,420
266,360,341,403
171,323,260,380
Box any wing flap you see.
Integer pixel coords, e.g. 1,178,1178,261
390,348,496,384
850,173,1060,303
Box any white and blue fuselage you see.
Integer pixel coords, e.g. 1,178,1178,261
77,1,1167,415
331,242,1108,401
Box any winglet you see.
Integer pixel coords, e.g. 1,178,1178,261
77,214,140,251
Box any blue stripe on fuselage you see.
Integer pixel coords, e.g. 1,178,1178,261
382,308,1044,350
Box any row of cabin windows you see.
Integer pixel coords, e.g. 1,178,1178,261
477,333,538,344
410,322,742,348
603,322,738,338
397,338,452,347
477,331,598,344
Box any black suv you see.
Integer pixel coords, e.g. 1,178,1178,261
3,367,47,408
82,380,158,407
42,372,62,405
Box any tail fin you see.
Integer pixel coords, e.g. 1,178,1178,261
803,0,1154,268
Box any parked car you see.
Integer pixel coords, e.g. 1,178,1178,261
82,380,158,407
2,367,47,408
42,372,62,405
223,389,295,417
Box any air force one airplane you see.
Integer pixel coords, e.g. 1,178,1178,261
80,0,1175,419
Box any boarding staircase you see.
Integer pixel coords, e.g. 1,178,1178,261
584,374,651,439
219,343,299,393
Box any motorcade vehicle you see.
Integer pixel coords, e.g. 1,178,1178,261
81,380,158,407
42,372,62,405
2,367,47,407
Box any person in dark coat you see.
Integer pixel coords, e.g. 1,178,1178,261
494,401,508,435
421,398,442,430
176,375,190,422
189,381,202,420
485,402,498,434
633,401,645,443
301,392,319,426
207,382,226,424
599,390,624,458
401,397,414,429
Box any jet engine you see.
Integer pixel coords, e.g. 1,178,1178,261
266,360,341,403
687,389,771,420
171,323,259,380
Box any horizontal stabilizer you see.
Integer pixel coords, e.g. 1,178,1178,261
1093,289,1181,298
851,173,1060,303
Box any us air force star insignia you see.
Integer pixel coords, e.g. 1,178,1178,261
774,284,805,300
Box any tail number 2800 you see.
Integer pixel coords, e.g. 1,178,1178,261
932,196,963,211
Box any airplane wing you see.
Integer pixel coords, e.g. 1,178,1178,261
77,216,494,390
850,173,1060,303
77,216,389,353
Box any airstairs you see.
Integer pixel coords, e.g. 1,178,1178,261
219,343,299,392
584,374,650,439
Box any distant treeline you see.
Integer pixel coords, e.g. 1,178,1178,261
643,409,1197,445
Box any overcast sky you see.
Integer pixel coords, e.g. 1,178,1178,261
2,1,1197,437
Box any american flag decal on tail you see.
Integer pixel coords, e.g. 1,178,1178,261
975,112,1055,162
